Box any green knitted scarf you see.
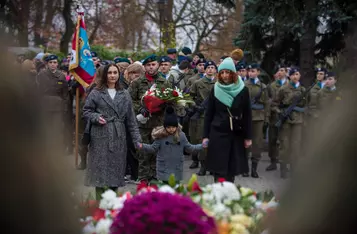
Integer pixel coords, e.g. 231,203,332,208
214,76,245,107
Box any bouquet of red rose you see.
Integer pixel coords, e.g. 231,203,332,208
137,84,193,124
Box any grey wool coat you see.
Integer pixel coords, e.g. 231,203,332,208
83,88,141,187
142,126,202,181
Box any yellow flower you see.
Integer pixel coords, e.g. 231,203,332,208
230,214,253,228
230,223,249,234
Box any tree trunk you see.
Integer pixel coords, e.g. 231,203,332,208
162,0,175,50
60,0,74,54
33,0,44,46
17,1,31,46
299,0,318,86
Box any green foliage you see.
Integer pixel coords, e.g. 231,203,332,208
234,0,357,74
90,44,166,61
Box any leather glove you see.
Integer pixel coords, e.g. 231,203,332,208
263,122,269,139
139,107,150,118
195,105,205,113
185,107,195,118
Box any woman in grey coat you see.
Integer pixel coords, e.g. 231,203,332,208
83,64,141,199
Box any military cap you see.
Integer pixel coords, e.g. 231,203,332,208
196,58,207,65
167,48,177,54
277,64,287,70
91,51,98,58
235,63,246,71
142,54,158,65
181,47,192,55
247,63,260,70
159,56,172,64
204,60,217,70
45,54,58,62
327,71,336,78
316,67,327,73
114,57,131,64
100,60,110,66
289,67,299,76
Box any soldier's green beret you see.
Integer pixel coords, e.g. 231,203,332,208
142,54,158,65
45,54,58,62
247,63,260,70
114,57,131,64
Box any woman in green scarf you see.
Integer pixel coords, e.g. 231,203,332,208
202,57,252,182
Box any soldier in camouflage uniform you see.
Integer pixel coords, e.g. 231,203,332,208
158,56,174,80
129,55,170,182
273,68,307,178
36,54,70,153
189,61,217,175
185,58,206,92
244,64,269,178
317,72,341,111
266,65,289,171
236,63,248,82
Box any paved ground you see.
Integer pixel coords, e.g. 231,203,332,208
68,152,287,200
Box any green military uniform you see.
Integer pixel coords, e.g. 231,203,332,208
245,78,269,164
185,73,204,91
37,68,70,153
274,82,307,178
189,76,215,175
129,73,169,180
266,79,288,167
183,69,196,86
317,86,341,112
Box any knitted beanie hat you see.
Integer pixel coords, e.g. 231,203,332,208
218,57,236,73
164,106,178,128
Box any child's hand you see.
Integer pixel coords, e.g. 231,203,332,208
202,138,209,148
136,143,143,149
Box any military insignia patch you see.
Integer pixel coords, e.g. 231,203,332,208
58,82,63,85
336,96,342,100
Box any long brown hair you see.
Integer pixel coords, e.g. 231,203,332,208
96,64,122,91
217,70,238,84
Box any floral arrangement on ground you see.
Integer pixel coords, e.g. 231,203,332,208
80,175,278,234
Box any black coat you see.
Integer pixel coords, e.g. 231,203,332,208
203,86,252,176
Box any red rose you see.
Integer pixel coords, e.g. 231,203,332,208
218,178,226,183
162,87,165,91
172,90,179,97
192,181,203,193
136,180,148,192
92,208,105,221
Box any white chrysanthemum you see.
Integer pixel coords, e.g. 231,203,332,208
95,218,113,234
99,190,120,210
158,185,176,193
82,222,96,234
211,202,231,218
205,181,241,202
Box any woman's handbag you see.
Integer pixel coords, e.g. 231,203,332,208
227,107,243,132
81,120,92,146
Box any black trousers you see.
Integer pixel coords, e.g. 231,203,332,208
126,132,138,180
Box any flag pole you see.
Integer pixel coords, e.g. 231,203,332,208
75,88,80,167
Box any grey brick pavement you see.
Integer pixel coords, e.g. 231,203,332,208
70,152,287,200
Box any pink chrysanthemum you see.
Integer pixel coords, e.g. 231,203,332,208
110,192,217,234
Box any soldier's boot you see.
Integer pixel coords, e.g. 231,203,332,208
197,161,207,176
266,162,277,171
251,162,259,178
280,163,288,179
189,161,199,169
